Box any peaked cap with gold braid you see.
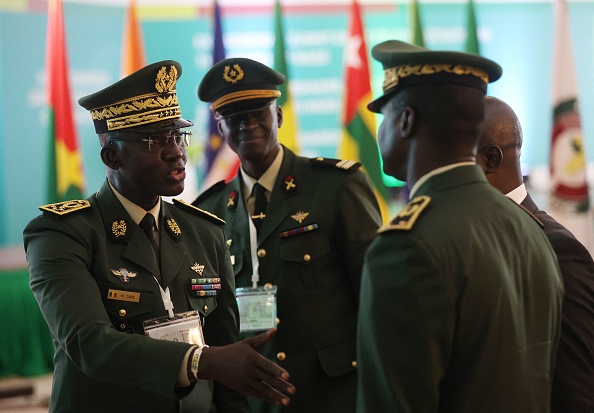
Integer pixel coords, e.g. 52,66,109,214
78,60,193,134
198,57,286,119
368,40,503,113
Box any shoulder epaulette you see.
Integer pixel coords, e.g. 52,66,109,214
310,157,361,173
192,180,227,204
172,199,226,225
39,200,91,216
515,202,544,229
378,196,431,233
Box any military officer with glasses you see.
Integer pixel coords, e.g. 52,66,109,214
23,60,294,413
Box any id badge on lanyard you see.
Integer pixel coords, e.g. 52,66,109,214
236,214,278,333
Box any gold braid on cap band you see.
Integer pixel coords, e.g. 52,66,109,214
382,64,489,91
210,90,282,112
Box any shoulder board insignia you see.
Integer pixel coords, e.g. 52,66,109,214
516,202,544,229
193,180,227,204
173,199,226,225
39,200,91,216
310,157,361,172
378,196,431,233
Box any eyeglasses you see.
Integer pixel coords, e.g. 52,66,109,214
109,131,192,152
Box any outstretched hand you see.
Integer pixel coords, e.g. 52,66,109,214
198,328,295,406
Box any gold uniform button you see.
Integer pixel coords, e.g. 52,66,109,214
303,254,311,262
276,352,286,361
203,305,209,313
275,317,280,325
119,323,126,330
118,309,126,317
351,360,358,368
257,249,266,258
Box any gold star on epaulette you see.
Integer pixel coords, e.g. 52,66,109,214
39,200,91,215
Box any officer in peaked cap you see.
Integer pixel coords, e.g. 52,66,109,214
357,40,563,413
193,56,382,413
24,60,295,413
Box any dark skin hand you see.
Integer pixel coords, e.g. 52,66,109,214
198,329,295,406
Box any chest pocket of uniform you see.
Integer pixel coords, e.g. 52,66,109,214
98,284,154,334
280,234,331,294
185,292,218,319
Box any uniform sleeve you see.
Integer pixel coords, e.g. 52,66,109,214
23,215,193,400
337,170,382,301
356,232,455,413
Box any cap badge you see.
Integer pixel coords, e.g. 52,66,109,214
291,211,309,224
112,220,127,238
110,268,138,283
191,262,205,276
155,65,178,93
223,64,244,84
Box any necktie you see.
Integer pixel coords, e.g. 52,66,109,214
139,213,160,264
251,183,268,234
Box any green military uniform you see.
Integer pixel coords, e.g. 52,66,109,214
24,180,246,413
194,146,382,412
357,165,564,412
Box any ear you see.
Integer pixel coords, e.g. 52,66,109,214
217,119,224,136
100,144,120,170
482,145,503,174
399,107,415,139
276,105,284,128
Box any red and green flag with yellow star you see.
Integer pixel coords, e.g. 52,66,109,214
46,0,85,203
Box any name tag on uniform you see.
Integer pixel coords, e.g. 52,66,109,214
236,285,277,333
107,289,140,303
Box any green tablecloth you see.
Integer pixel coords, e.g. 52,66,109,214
0,269,53,378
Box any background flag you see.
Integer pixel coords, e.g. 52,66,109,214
339,0,390,223
46,0,85,203
201,0,240,191
274,0,300,153
549,0,594,254
121,0,146,76
464,0,480,54
411,0,425,47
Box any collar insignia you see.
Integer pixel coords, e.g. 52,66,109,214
110,268,138,283
291,211,309,224
284,175,297,193
164,216,182,240
191,262,205,276
227,190,238,209
112,220,127,238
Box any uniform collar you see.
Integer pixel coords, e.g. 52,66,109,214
108,180,161,230
241,145,284,199
410,162,475,198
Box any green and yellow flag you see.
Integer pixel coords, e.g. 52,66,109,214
273,0,300,153
465,0,480,54
46,0,85,203
339,0,390,223
411,0,425,47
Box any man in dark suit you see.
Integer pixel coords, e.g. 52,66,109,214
193,57,382,413
477,95,594,413
356,40,564,413
23,60,294,413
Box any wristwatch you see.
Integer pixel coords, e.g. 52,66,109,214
188,345,209,381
